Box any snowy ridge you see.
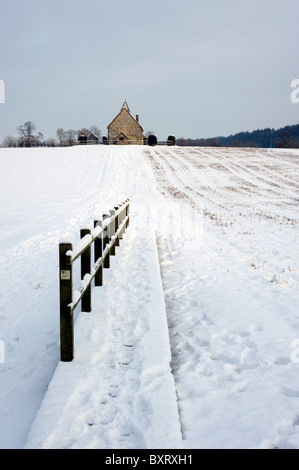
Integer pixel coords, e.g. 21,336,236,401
25,230,183,449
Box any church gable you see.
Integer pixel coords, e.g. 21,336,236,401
107,101,144,145
115,131,129,145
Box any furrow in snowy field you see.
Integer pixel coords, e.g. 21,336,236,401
206,147,299,193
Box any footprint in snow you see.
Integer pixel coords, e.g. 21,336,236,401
273,356,291,366
280,386,299,398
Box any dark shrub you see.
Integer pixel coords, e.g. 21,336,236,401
78,134,87,144
148,134,157,146
167,135,176,146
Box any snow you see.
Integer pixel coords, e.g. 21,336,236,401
0,145,299,449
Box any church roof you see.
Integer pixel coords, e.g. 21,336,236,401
115,131,129,139
121,100,130,113
107,102,143,131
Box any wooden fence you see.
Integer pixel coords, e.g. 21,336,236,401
59,199,130,362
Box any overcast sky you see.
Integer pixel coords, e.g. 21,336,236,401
0,0,298,142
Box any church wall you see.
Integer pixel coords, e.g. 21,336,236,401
108,110,143,144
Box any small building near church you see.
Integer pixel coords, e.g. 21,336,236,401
107,100,144,145
87,132,99,144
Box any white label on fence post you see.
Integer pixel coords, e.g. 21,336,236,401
61,270,71,280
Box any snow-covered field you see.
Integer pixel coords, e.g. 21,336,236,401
0,145,298,449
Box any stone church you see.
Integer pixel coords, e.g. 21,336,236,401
107,100,145,145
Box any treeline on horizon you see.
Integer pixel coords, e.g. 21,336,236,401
176,124,299,148
1,123,299,149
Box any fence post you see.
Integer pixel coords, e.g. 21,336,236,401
94,220,103,286
59,242,74,362
103,214,110,268
109,209,116,256
80,228,91,312
126,199,130,228
114,206,119,247
118,202,124,240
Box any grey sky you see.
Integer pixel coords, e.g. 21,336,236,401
0,0,298,142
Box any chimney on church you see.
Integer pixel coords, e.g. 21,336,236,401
136,114,139,123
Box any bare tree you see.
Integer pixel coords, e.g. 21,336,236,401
2,135,18,147
146,130,155,137
45,137,57,147
65,129,77,146
57,128,65,146
77,128,90,138
17,121,43,147
77,126,102,139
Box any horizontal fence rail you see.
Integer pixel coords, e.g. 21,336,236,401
59,199,130,362
76,140,175,146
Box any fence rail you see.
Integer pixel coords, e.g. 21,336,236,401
59,199,130,362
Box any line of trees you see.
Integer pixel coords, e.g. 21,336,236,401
2,122,45,148
2,122,299,149
1,122,172,148
176,124,299,148
1,122,102,148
